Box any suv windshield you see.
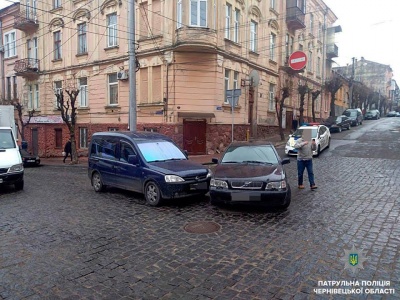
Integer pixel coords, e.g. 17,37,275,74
221,145,278,164
292,128,318,139
0,129,16,149
137,140,186,162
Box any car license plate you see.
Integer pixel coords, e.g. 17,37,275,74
231,192,261,202
27,160,35,163
190,182,208,190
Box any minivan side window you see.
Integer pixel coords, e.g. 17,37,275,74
120,141,136,162
91,137,118,160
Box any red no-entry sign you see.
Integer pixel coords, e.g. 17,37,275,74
289,51,307,70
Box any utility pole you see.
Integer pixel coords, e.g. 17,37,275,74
128,0,137,131
320,8,327,121
349,57,356,108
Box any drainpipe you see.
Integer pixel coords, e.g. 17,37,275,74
0,20,5,98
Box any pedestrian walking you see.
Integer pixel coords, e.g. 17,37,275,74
63,139,72,163
294,132,317,190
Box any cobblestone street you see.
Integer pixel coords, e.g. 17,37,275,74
1,118,400,299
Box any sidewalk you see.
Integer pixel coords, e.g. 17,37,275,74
40,134,288,167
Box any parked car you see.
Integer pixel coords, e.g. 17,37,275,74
88,131,211,206
209,141,291,209
364,110,380,120
342,108,363,126
386,111,398,117
323,115,352,132
285,124,331,157
20,149,41,167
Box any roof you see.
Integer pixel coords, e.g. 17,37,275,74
92,131,171,141
228,140,274,147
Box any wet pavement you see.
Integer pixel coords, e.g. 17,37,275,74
0,119,400,299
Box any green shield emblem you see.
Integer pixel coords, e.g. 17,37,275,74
349,254,358,266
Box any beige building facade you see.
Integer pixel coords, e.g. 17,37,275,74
3,0,343,157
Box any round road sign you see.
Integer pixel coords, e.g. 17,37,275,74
289,51,307,70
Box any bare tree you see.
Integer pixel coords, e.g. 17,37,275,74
275,86,290,141
311,90,321,122
13,100,35,141
325,73,343,117
298,83,309,125
55,79,80,164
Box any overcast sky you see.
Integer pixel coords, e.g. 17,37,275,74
1,0,399,80
324,0,400,81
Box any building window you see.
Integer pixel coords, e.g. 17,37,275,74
233,9,240,43
6,77,11,101
108,73,118,105
225,3,231,39
190,0,207,27
284,34,289,64
270,33,276,61
309,14,314,35
108,127,119,131
233,71,239,89
224,69,230,104
53,0,61,9
78,77,88,107
177,0,182,28
34,84,39,109
250,20,257,52
13,76,17,100
28,85,33,110
54,81,62,109
308,50,313,71
79,127,88,149
77,23,87,54
269,83,275,111
144,127,158,132
55,129,62,148
107,13,118,47
53,31,62,60
270,0,276,10
4,31,16,58
318,22,322,40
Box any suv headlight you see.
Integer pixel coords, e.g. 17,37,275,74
9,163,24,173
266,180,287,191
207,169,212,178
210,179,228,189
165,175,184,182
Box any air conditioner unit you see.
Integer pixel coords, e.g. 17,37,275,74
117,70,128,80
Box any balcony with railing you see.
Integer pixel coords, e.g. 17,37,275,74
14,58,40,80
286,0,306,31
326,44,339,59
174,27,218,53
14,9,39,33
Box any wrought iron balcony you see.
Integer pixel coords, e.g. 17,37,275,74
14,58,40,79
14,9,39,33
286,0,306,31
326,44,339,58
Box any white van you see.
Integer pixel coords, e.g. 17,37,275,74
0,127,24,190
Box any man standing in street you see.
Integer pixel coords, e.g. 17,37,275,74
63,139,72,163
294,131,318,190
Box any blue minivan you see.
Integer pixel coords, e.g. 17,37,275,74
88,131,211,206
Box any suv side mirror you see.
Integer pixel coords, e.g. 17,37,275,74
281,158,290,165
212,158,219,164
128,154,139,165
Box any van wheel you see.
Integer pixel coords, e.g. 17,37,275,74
91,172,105,192
145,181,162,206
15,180,24,191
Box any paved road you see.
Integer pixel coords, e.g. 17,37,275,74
1,118,400,299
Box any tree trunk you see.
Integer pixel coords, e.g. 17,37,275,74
330,93,336,117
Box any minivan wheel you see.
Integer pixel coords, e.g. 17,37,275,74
92,172,105,192
145,181,162,206
15,180,24,191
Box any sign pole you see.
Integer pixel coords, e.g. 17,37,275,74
231,90,234,143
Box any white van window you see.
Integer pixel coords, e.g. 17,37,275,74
137,140,186,162
0,129,16,149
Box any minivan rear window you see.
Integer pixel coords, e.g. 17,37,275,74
0,129,16,149
137,140,186,162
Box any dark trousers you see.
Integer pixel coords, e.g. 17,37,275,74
63,152,72,162
297,159,315,186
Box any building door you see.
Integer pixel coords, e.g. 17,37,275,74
286,110,293,130
183,120,206,155
31,128,38,155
